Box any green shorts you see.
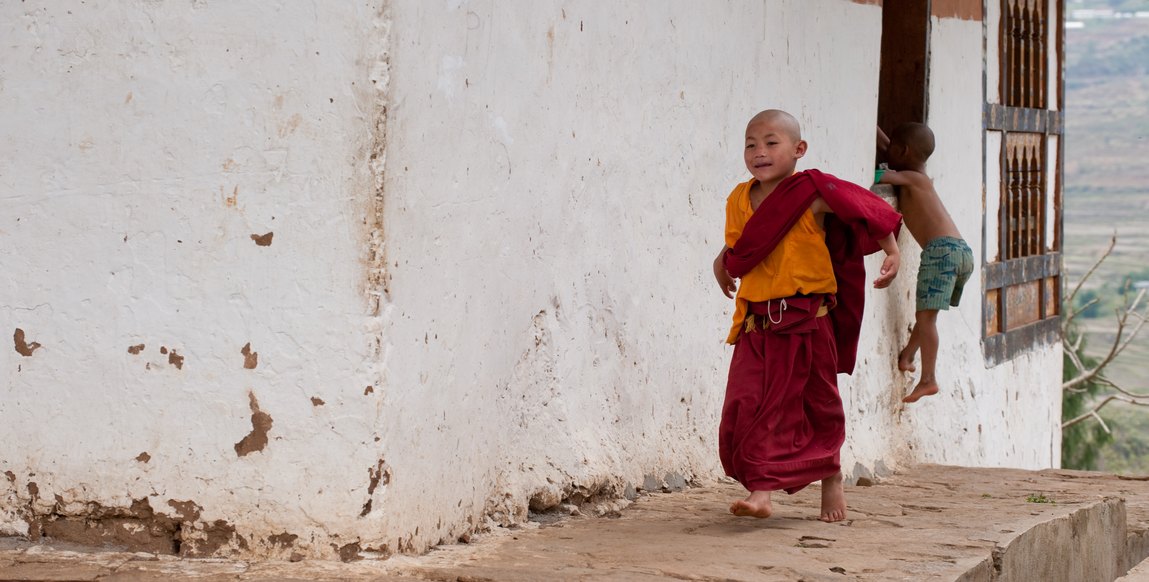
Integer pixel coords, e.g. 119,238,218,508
916,237,974,312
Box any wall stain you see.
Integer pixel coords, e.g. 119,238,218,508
37,497,180,554
128,344,145,355
267,532,298,548
13,329,41,357
135,452,151,463
251,232,274,246
234,391,273,457
335,541,362,562
225,185,239,208
190,519,250,556
4,471,14,484
360,459,391,517
19,492,247,557
241,342,258,369
166,499,202,522
278,113,303,138
310,397,325,407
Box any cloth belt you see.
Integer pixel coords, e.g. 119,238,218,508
743,304,830,334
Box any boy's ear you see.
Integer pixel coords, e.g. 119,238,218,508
794,139,808,158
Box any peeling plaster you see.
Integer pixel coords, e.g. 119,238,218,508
13,329,40,357
234,392,273,457
240,342,258,369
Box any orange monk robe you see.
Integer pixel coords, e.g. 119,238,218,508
723,180,837,344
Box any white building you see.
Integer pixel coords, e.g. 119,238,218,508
0,0,1066,560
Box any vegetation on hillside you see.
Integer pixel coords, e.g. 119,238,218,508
1062,2,1149,472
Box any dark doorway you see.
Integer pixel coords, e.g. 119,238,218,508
877,0,932,143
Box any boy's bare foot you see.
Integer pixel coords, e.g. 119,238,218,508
897,347,916,372
730,490,773,518
819,472,847,522
902,380,939,403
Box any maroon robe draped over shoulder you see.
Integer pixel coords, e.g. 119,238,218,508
722,169,902,374
718,170,901,494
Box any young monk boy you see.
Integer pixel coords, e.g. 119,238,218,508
877,123,974,404
712,110,903,522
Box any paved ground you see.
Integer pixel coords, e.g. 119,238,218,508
3,465,1149,581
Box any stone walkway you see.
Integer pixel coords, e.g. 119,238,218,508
3,465,1149,581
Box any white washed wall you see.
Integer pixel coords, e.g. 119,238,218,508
0,0,1059,560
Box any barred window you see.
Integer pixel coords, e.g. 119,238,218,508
1001,0,1048,109
982,0,1062,364
1002,132,1046,260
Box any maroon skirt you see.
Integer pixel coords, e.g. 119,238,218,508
719,295,845,494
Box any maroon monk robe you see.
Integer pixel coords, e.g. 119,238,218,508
719,170,901,494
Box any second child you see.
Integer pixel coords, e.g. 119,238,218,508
878,123,974,403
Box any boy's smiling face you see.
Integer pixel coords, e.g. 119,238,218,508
744,116,807,185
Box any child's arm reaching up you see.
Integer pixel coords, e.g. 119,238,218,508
713,245,738,298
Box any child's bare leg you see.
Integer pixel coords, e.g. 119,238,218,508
819,472,847,522
903,310,940,403
898,325,920,372
730,490,773,518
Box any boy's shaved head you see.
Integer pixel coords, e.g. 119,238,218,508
747,109,802,141
891,122,935,160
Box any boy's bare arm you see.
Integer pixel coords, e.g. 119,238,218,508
878,168,929,190
879,169,962,244
713,245,737,298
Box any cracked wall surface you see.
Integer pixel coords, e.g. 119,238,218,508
0,0,1060,560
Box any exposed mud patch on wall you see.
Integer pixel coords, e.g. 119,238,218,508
127,344,145,355
250,232,274,246
37,498,180,554
359,459,391,517
135,452,151,463
159,346,185,369
13,329,41,357
234,391,273,457
12,491,245,557
267,532,298,548
241,342,258,369
335,541,362,562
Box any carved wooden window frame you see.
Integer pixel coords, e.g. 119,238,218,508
982,0,1063,366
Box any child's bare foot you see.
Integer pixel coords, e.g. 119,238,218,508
730,490,773,518
819,472,847,522
897,347,916,372
902,379,939,403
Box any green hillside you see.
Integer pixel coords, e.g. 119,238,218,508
1063,11,1149,473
